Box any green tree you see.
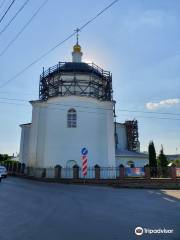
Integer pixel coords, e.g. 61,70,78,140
174,159,180,167
148,141,157,167
158,145,168,177
0,154,10,162
158,146,168,167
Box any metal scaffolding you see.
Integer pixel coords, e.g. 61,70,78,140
39,62,113,101
125,120,139,152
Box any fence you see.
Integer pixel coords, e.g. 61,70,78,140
1,162,180,180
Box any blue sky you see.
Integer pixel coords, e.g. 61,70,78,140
0,0,179,155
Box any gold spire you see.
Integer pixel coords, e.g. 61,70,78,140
73,28,81,52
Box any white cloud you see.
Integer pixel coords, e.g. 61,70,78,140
124,9,176,31
146,98,180,110
138,10,164,27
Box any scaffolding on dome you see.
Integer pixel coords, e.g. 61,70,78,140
39,62,113,101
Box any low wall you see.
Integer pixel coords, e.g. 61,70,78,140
4,163,180,189
10,174,180,189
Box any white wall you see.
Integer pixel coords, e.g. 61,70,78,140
116,123,127,150
28,96,115,168
19,124,31,165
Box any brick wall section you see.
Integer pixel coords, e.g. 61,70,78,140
11,174,180,189
171,166,177,180
73,165,79,179
55,165,61,178
6,164,180,189
119,166,125,179
145,166,150,179
95,165,100,179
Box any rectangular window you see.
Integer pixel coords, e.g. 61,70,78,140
67,109,77,128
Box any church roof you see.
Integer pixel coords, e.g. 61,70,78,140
19,123,31,127
116,148,148,158
59,62,103,77
42,62,110,80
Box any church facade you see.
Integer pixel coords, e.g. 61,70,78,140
19,40,148,168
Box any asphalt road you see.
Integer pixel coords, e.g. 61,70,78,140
0,177,180,240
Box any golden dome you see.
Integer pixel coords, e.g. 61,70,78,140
73,43,81,53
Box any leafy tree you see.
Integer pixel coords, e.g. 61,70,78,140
0,154,10,162
158,146,168,167
148,141,157,167
174,158,180,167
158,145,168,177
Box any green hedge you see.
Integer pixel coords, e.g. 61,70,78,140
0,160,19,165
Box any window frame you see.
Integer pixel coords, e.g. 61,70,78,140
67,108,77,128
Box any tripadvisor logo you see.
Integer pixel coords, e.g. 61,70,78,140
135,226,174,236
135,227,143,236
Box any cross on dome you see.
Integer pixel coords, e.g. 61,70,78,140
75,28,79,44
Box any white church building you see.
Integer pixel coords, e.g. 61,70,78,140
19,39,148,169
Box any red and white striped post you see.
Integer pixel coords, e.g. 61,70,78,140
81,148,88,180
82,155,88,176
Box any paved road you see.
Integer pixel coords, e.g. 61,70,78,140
0,177,180,240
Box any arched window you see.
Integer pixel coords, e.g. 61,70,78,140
67,108,77,128
66,160,77,167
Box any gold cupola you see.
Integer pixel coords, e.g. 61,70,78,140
72,28,83,62
73,43,81,53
